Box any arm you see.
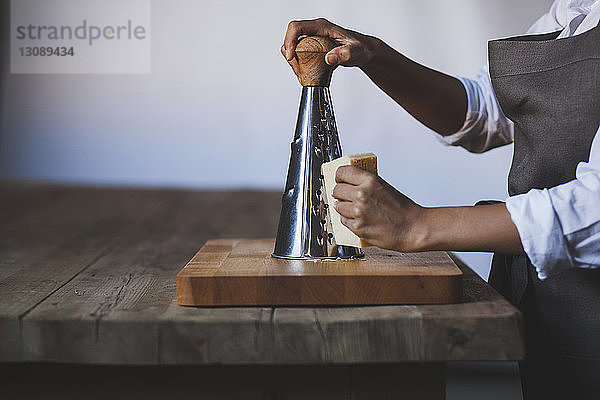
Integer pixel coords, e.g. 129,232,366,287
282,18,467,135
332,165,524,254
443,68,514,153
282,18,514,151
333,125,600,278
358,38,467,135
505,126,600,279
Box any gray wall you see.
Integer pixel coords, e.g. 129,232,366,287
0,0,553,278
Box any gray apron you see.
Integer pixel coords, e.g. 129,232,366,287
487,22,600,399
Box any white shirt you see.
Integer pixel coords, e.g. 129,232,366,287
440,0,600,279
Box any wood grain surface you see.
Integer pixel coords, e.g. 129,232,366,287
295,35,339,86
0,182,524,365
177,239,463,306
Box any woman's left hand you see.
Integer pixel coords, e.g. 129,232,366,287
332,165,427,252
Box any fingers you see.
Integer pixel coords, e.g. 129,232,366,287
340,215,355,231
283,22,298,61
283,18,342,61
335,165,375,185
332,182,354,201
335,201,361,219
283,19,319,61
339,215,365,237
325,44,359,66
281,43,302,78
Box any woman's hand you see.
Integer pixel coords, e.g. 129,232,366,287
332,165,525,254
332,165,428,252
281,18,379,79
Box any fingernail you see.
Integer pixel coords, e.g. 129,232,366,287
326,53,338,65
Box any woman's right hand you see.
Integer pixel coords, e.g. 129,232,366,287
281,18,380,79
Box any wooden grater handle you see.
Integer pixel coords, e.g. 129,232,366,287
295,36,339,87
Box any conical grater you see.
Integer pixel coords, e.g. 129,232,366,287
273,36,363,259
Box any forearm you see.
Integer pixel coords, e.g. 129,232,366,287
417,203,524,254
360,37,467,136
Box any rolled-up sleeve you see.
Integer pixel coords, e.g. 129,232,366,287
505,126,600,279
433,65,514,153
435,0,563,153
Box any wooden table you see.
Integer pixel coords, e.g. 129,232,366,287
0,182,524,399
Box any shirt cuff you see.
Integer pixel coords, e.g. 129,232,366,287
505,189,575,280
431,76,485,146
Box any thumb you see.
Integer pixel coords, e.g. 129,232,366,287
325,44,358,67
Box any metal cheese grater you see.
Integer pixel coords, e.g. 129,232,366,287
272,36,363,259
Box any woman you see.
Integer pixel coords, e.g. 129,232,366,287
282,1,600,399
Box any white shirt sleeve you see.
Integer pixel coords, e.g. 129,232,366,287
506,125,600,279
431,0,600,280
434,0,571,153
496,0,600,280
435,68,514,153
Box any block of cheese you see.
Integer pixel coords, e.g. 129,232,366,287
321,153,378,249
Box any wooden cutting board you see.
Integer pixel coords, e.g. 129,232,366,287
177,239,462,306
